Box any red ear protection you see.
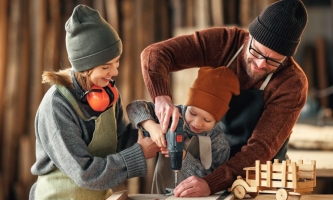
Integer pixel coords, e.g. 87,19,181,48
83,80,119,112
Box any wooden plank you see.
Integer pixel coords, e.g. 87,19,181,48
281,161,287,187
299,164,315,171
16,136,34,200
105,0,119,32
43,0,61,94
297,181,316,189
14,1,31,198
264,172,293,180
292,162,298,188
260,180,294,188
239,0,251,28
298,172,315,180
28,0,47,140
0,0,8,133
211,0,223,27
116,0,133,106
255,160,260,186
315,36,329,108
302,45,316,90
93,0,105,19
0,173,3,200
312,160,316,186
266,161,272,187
136,1,160,193
2,0,24,198
170,0,183,29
225,0,236,24
185,0,195,27
194,0,210,28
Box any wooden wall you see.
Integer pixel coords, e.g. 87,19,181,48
0,0,172,199
3,0,332,200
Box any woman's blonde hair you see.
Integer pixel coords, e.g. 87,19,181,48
42,68,93,91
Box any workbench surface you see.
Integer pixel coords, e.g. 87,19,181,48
108,193,333,200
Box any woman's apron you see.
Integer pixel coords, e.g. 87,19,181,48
222,45,288,160
34,85,117,200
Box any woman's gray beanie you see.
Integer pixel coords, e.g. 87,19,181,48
65,4,122,72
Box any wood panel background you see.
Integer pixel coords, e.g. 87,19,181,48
0,0,332,200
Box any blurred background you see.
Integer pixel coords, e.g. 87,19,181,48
0,0,332,199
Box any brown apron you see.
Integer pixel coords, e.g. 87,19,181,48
34,85,117,200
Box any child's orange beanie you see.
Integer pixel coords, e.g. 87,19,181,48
186,66,240,121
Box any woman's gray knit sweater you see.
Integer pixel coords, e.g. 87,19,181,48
31,85,146,191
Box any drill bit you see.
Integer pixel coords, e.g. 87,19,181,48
174,171,177,188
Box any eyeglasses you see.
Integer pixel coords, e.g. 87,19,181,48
249,37,285,68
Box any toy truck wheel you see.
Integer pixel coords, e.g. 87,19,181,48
276,188,289,200
248,191,259,198
233,185,246,199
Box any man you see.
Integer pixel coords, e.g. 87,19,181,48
140,0,308,197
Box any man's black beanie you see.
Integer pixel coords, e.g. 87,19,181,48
249,0,308,56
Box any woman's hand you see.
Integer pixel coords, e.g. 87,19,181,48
137,130,160,159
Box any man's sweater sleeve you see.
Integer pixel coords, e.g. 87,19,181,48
140,27,246,101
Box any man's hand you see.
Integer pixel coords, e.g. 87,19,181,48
137,130,160,159
154,95,180,133
173,176,211,197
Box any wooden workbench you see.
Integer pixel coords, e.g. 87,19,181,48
107,191,333,200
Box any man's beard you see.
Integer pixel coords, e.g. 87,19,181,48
244,55,273,80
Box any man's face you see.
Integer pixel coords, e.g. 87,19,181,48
244,37,286,80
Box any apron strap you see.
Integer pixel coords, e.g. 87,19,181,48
259,73,273,90
186,136,212,170
198,136,212,170
55,84,96,121
226,45,244,68
224,44,273,91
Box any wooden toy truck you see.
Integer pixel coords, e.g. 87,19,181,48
228,159,316,200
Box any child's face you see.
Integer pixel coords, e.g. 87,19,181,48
185,106,216,134
88,55,120,87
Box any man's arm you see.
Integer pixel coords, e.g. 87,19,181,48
140,27,246,131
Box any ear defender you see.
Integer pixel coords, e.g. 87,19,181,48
84,80,119,112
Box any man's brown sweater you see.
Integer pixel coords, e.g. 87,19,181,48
140,27,308,194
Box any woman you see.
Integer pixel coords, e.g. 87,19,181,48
29,5,159,199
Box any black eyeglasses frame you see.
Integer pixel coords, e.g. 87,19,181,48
249,37,285,68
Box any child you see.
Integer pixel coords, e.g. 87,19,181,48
29,5,159,200
126,66,240,194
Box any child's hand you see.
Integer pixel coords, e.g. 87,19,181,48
160,147,169,157
161,147,187,160
141,120,166,148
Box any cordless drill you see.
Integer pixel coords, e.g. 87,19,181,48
143,117,185,187
166,117,184,187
